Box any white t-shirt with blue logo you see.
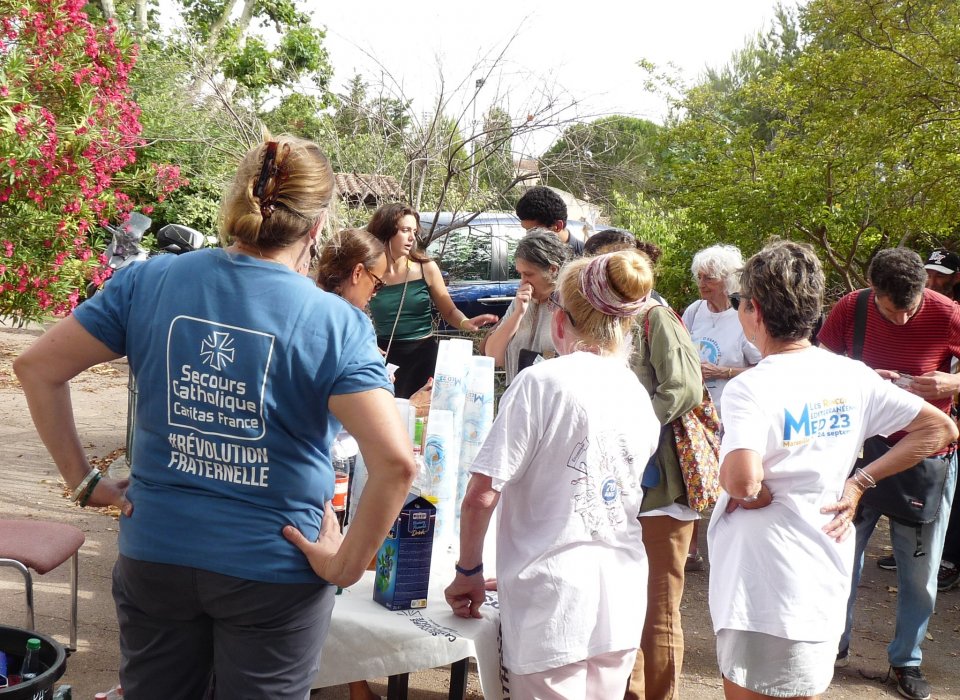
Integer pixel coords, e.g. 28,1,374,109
469,351,660,674
708,346,923,642
74,248,390,584
682,299,761,410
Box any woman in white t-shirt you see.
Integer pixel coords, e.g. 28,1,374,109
708,240,957,699
446,250,661,699
682,244,761,411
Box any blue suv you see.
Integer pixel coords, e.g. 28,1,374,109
422,211,589,330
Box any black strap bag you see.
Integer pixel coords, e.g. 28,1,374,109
850,289,953,531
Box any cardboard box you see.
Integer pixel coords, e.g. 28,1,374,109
373,494,436,610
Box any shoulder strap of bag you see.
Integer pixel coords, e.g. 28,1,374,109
644,302,684,341
851,289,871,361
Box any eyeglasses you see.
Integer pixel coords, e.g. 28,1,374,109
728,293,741,310
365,267,385,293
549,291,577,328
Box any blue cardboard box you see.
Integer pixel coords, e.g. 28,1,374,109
373,494,436,610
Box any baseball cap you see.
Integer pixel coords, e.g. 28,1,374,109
924,248,960,274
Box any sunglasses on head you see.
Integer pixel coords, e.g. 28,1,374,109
728,293,741,310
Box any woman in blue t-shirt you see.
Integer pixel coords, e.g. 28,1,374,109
15,136,417,700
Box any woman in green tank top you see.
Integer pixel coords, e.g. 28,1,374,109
367,204,498,398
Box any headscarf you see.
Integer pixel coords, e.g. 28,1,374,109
579,253,647,317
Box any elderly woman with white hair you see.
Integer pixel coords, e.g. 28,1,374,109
682,244,761,412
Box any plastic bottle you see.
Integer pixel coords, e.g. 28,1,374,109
95,685,122,699
19,637,41,682
411,442,426,496
331,457,349,528
414,417,425,453
331,430,359,527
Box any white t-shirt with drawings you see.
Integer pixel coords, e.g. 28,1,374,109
470,351,660,674
682,299,761,409
708,347,923,643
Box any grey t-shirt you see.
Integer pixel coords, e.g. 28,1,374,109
503,297,558,384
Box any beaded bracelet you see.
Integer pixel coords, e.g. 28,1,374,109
77,471,103,508
69,470,99,503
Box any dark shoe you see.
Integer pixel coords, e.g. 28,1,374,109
877,555,897,571
938,560,959,592
685,553,705,572
891,666,931,700
835,647,849,668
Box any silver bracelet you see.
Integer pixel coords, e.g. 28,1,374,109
853,468,877,490
741,492,759,503
69,470,98,502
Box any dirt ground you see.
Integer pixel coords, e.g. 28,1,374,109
0,324,957,699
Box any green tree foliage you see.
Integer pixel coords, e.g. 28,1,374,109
131,43,256,236
126,0,335,235
474,106,517,208
611,193,707,311
177,0,332,106
543,116,664,209
322,73,408,178
657,0,960,296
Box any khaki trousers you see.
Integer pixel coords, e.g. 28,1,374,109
624,515,694,700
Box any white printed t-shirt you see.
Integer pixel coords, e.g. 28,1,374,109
682,299,761,409
708,347,923,643
470,351,660,674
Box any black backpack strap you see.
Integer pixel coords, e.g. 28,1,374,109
851,289,871,361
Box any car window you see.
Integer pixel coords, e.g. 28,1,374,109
502,226,527,279
427,225,493,281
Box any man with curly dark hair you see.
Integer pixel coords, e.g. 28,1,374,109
515,186,585,256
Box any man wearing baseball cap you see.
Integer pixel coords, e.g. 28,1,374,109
924,248,960,301
926,248,960,596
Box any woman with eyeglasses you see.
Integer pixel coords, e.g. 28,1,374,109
15,136,417,699
682,244,761,412
316,228,387,307
446,250,661,698
481,228,570,384
367,203,498,399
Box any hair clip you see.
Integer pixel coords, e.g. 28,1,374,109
253,141,279,201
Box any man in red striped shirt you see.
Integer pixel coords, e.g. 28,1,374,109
818,247,960,700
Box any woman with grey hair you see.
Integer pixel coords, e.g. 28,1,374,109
682,244,761,411
707,240,956,699
482,228,570,383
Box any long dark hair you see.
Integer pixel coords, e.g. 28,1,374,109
366,203,430,263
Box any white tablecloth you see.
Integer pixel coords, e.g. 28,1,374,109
312,552,502,699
